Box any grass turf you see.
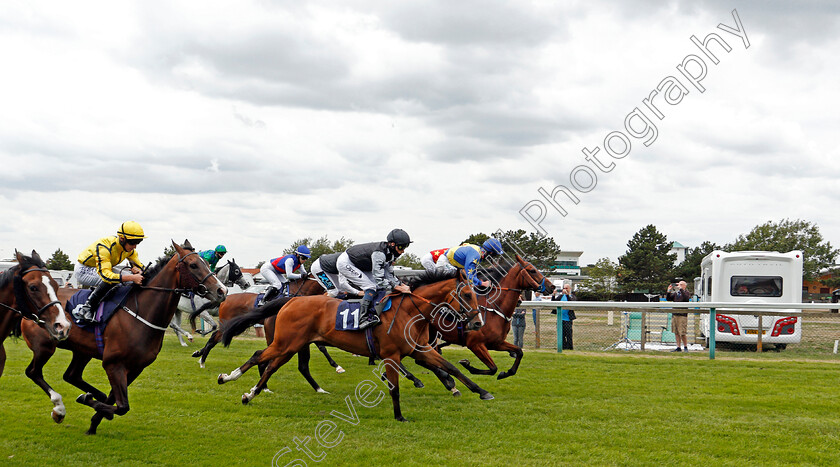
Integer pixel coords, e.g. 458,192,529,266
1,334,839,466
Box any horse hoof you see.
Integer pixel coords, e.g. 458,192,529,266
103,412,114,421
263,388,274,395
458,359,469,365
335,366,345,374
413,380,425,389
85,429,97,436
191,350,201,358
497,371,509,380
241,394,251,405
51,410,65,424
199,360,205,369
217,374,226,385
480,392,495,401
451,389,461,397
396,416,410,422
75,393,91,405
180,342,189,347
316,388,330,394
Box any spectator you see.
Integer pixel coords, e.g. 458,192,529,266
552,284,576,350
666,280,690,352
512,303,526,348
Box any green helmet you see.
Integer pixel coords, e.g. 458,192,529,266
215,245,227,254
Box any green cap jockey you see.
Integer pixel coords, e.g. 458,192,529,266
198,245,227,272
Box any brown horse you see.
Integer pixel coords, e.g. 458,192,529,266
21,240,226,434
432,254,555,380
218,270,492,421
0,250,72,377
191,274,342,372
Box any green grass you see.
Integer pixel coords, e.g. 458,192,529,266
1,334,839,466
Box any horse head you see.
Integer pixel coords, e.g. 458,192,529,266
14,250,72,341
513,254,555,295
172,241,227,302
222,258,250,289
410,270,483,332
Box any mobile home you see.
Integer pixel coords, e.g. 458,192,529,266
698,250,802,349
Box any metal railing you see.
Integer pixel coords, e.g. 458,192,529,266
517,301,840,359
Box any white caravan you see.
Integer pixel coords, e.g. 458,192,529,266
698,250,802,349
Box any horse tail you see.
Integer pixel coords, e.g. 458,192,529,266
221,297,293,347
188,301,217,329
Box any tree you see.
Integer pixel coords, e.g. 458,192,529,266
395,253,422,270
464,229,562,270
284,236,355,270
618,225,676,293
725,219,838,280
673,241,720,283
581,257,626,300
45,248,73,270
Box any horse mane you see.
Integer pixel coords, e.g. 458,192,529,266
0,266,19,290
475,255,516,284
141,253,176,285
405,269,457,289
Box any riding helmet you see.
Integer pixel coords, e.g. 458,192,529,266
386,228,412,246
117,221,146,240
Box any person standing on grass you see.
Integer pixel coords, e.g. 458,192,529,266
552,283,576,350
512,301,526,348
666,280,691,352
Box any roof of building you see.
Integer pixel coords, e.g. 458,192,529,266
671,241,686,249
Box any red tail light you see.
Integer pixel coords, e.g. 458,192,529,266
716,314,740,335
771,316,797,337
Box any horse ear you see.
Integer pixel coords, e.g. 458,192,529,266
182,239,194,251
171,239,183,254
515,253,524,263
31,250,43,264
15,249,24,263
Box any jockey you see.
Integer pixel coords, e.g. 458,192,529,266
435,238,504,288
259,245,311,303
198,245,227,272
311,252,363,298
420,248,449,273
336,228,412,330
73,221,146,324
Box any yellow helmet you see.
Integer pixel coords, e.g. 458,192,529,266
117,221,146,240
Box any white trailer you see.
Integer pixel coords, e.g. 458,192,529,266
698,250,802,349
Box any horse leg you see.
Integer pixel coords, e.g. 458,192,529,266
199,310,218,335
380,355,408,422
218,348,267,384
315,343,344,373
169,313,193,346
0,343,5,378
394,361,424,389
242,352,294,404
23,343,68,423
410,359,460,394
191,329,221,368
64,352,108,402
83,363,131,435
413,350,494,401
458,343,498,376
296,345,328,394
493,341,524,380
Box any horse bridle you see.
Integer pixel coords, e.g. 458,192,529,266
481,261,550,322
386,275,478,334
141,251,216,297
0,267,60,325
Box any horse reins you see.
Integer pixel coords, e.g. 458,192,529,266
123,251,217,331
0,267,59,325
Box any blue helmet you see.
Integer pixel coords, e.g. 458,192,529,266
482,238,503,256
295,245,312,259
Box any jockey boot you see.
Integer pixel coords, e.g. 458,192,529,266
261,286,279,306
78,282,116,324
357,289,380,330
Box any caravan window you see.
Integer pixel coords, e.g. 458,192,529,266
730,276,783,297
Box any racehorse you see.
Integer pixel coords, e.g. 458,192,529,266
20,241,226,434
191,274,343,372
218,270,493,422
432,254,554,380
0,250,72,377
169,259,252,345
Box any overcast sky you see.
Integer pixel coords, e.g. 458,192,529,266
1,1,838,269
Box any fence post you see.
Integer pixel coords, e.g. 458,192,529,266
756,314,763,352
640,310,646,351
556,307,563,353
709,307,716,360
534,308,541,349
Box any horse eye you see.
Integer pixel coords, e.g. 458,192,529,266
29,285,39,292
190,263,198,269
